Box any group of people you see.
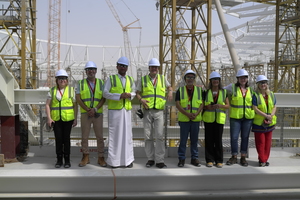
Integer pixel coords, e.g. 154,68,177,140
45,57,277,169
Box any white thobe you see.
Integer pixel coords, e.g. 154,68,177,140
103,74,136,167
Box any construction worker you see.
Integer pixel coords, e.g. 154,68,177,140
224,69,255,167
103,56,136,168
175,69,203,167
203,71,229,168
45,69,77,168
76,61,107,167
252,75,277,167
136,58,173,169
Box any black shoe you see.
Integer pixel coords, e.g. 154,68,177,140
178,159,185,167
127,163,133,168
55,154,63,168
226,156,237,165
191,159,201,167
266,162,270,166
259,162,266,167
146,160,155,168
55,161,63,168
156,163,167,169
240,156,248,167
64,155,71,168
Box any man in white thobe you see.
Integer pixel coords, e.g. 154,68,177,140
103,56,136,168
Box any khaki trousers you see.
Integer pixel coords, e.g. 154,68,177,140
80,113,105,157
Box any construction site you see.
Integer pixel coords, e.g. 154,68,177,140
0,0,300,199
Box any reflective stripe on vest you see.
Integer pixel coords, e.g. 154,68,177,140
230,84,255,119
141,74,166,110
50,86,75,121
107,74,133,110
79,79,104,113
253,92,277,126
203,89,227,124
178,86,202,122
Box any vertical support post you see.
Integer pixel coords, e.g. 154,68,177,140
1,115,20,159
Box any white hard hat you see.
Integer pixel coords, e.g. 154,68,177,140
184,69,196,76
117,56,129,66
256,75,268,83
84,61,97,69
55,69,68,77
209,71,221,79
148,58,160,67
236,69,249,77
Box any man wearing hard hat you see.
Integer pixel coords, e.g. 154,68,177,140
76,61,107,167
45,69,77,168
103,56,136,168
175,69,203,167
136,58,173,169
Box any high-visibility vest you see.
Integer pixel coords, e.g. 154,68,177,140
253,92,277,126
178,86,202,122
203,89,227,124
107,74,134,110
78,78,104,113
230,84,255,119
141,74,166,110
50,86,75,121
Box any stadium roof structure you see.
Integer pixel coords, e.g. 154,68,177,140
210,1,278,69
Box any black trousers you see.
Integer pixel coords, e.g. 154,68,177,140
204,122,224,163
53,120,73,155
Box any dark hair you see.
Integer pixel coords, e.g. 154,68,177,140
235,79,249,87
208,78,223,90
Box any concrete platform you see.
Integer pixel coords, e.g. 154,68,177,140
0,147,300,200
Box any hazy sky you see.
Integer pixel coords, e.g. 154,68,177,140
36,0,253,47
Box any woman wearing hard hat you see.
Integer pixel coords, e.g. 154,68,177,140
203,71,229,168
45,69,77,168
252,75,277,167
224,69,255,167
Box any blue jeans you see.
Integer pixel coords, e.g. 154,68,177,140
230,118,253,155
178,121,200,160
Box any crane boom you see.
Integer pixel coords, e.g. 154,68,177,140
105,0,141,80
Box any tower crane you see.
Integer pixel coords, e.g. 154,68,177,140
47,0,61,87
105,0,141,80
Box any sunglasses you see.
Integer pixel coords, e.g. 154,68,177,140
259,81,268,85
57,77,68,80
86,68,96,71
118,64,128,68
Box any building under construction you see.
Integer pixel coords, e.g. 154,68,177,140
0,0,300,199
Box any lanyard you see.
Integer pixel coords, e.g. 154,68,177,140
149,75,157,87
58,87,64,100
213,90,219,103
185,86,194,102
240,87,248,98
87,79,96,108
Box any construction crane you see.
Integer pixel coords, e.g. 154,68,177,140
47,0,61,87
105,0,141,80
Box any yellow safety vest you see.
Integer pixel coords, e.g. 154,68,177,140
141,74,166,110
203,89,227,124
107,74,134,110
230,84,255,119
253,92,277,126
78,79,104,114
50,86,75,121
178,86,202,122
